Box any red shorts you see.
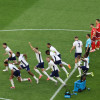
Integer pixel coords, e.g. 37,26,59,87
92,37,96,41
96,32,100,38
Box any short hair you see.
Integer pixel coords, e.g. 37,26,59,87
3,43,7,46
87,34,90,37
47,43,51,45
75,36,78,39
35,47,38,50
4,61,8,64
90,24,94,26
16,52,20,55
96,19,100,22
45,50,50,54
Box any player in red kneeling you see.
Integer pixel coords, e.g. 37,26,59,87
90,24,96,52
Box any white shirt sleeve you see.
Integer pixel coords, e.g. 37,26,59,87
73,42,76,46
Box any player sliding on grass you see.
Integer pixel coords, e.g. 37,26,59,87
78,54,94,77
29,42,53,80
4,62,32,89
45,50,70,77
46,57,66,85
47,43,71,69
15,52,39,84
70,36,83,77
2,43,17,72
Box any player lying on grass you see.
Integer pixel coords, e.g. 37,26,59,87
4,62,32,89
29,42,54,81
2,43,17,72
70,36,83,77
78,54,94,77
15,52,39,84
46,57,66,85
45,50,70,77
47,43,71,69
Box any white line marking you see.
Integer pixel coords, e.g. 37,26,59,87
0,29,90,32
50,67,77,100
0,98,12,100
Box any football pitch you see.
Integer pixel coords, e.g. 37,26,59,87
0,0,100,100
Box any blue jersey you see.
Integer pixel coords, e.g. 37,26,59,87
85,38,91,47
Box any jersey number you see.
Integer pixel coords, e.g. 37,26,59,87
78,43,81,47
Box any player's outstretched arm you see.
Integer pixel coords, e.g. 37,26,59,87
70,46,75,53
23,54,27,60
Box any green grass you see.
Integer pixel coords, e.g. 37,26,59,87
0,0,100,100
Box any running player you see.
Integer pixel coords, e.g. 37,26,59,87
15,52,39,84
29,42,51,80
46,57,66,85
4,62,32,89
2,43,17,72
70,36,83,77
47,43,71,69
95,19,100,50
79,54,94,77
45,50,70,77
90,24,96,52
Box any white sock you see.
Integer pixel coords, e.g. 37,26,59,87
57,77,65,84
78,61,81,66
21,78,28,81
42,71,49,78
6,66,8,70
50,77,57,83
75,63,78,68
78,67,81,76
33,75,38,81
62,61,68,66
34,69,42,76
62,67,68,74
10,79,15,87
86,73,92,75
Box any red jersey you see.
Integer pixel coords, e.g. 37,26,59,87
91,28,96,39
96,23,100,32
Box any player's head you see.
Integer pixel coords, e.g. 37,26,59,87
83,53,88,58
16,52,20,57
4,61,8,66
46,57,50,62
74,36,78,41
86,34,90,38
45,50,50,55
90,24,94,28
96,19,100,24
3,43,7,48
35,47,38,50
47,43,51,48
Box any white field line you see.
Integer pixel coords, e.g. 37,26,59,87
0,29,90,32
0,98,12,100
50,67,77,100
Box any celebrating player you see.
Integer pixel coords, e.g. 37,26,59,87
90,24,96,52
29,42,50,80
4,62,32,89
47,43,71,69
15,52,39,84
2,43,17,72
70,36,83,77
46,57,66,85
45,50,70,77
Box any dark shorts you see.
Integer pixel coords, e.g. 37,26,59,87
81,66,89,73
8,56,16,61
50,70,59,77
54,60,62,65
85,47,90,57
20,65,30,71
36,62,44,69
13,70,21,77
75,53,82,58
96,32,100,38
92,37,96,41
58,54,61,59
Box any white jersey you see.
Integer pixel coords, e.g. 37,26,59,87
35,52,43,63
84,58,89,68
5,46,15,57
73,40,83,53
9,64,19,72
50,52,61,62
18,54,29,67
46,60,59,71
50,46,60,55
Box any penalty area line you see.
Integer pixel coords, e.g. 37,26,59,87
50,67,77,100
0,97,12,100
0,29,90,32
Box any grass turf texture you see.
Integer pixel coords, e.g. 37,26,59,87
0,0,100,100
